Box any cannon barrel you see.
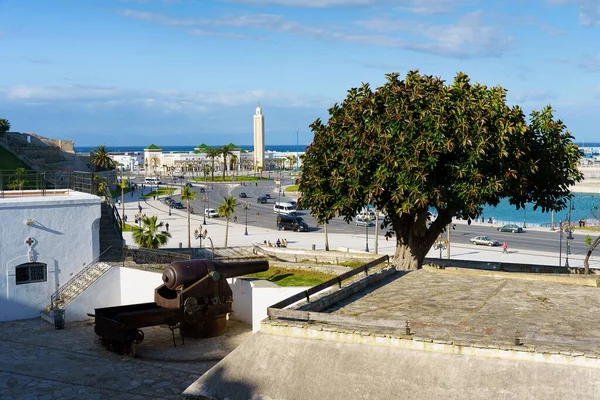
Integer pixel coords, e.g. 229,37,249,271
162,259,269,289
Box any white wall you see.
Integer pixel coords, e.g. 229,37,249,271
119,268,163,305
229,277,310,332
0,191,101,321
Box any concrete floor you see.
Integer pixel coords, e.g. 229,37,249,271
0,318,252,399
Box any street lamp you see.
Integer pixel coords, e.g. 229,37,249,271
295,128,299,172
243,202,251,236
523,204,527,229
194,225,203,249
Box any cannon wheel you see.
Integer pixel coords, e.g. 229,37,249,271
133,329,144,344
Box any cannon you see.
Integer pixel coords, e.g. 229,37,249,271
89,259,269,355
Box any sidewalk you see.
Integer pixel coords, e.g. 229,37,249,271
114,189,600,270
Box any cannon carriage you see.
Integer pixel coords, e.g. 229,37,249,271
88,259,268,355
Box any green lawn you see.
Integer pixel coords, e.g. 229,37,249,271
122,223,136,232
141,188,175,198
111,187,133,198
285,184,299,192
244,266,336,287
191,176,270,182
0,147,29,170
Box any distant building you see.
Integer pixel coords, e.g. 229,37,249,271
253,106,265,171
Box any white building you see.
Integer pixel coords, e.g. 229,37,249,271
0,190,101,321
109,152,144,172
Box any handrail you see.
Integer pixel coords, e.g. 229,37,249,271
268,255,389,310
50,246,116,309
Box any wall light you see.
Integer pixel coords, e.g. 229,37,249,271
25,218,35,226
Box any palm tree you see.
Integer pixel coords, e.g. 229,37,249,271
217,196,237,247
90,145,115,171
132,215,171,249
118,179,128,229
229,154,238,176
0,118,10,138
219,144,235,181
180,185,196,248
206,149,220,182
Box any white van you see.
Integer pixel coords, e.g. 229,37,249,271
274,201,297,215
145,177,161,184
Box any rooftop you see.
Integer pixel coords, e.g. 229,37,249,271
0,189,101,205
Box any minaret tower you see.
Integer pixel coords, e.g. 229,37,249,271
253,105,265,171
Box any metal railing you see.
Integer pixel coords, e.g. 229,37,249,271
50,246,116,309
123,247,191,265
267,255,390,316
0,170,104,197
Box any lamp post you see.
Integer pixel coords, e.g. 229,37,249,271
559,220,563,267
523,204,527,229
194,225,203,249
243,202,250,236
295,128,299,172
365,220,370,252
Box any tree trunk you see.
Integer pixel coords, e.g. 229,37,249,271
224,219,229,247
392,240,429,270
324,223,329,251
584,236,600,275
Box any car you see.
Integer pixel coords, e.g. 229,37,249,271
356,215,375,227
161,196,173,204
257,196,268,204
170,202,184,209
177,175,185,179
205,208,219,218
469,236,500,246
199,187,206,193
264,194,271,199
277,214,309,232
184,182,192,188
497,224,523,233
239,192,247,198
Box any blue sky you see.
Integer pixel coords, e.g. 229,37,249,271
0,0,599,146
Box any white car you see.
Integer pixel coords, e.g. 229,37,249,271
469,236,500,246
204,208,219,218
356,215,375,227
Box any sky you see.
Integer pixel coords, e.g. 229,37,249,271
0,0,599,147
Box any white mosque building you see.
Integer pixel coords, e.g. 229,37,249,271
109,106,303,176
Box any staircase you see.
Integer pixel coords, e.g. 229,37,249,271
41,251,116,323
100,202,124,261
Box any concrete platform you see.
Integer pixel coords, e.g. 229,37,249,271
184,269,600,400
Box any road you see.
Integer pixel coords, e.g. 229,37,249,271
127,173,591,259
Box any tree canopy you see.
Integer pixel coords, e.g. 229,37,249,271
90,145,115,171
299,70,583,269
132,215,171,249
0,118,10,137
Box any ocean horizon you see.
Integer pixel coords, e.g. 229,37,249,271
75,145,308,154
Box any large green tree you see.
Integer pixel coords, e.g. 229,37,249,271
206,148,220,182
217,196,237,247
0,118,10,137
132,215,171,249
90,145,115,171
299,71,582,269
180,185,196,248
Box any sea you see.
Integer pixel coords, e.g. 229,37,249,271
75,144,600,227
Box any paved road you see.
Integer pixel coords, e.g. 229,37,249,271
126,172,594,260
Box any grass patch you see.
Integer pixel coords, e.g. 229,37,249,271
285,184,299,192
111,187,133,198
191,176,270,182
121,223,136,232
244,266,336,287
142,188,175,198
339,260,365,269
0,147,29,170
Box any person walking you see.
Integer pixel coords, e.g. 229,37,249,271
165,222,169,232
503,242,508,254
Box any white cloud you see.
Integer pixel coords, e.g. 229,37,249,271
222,0,473,13
509,90,559,104
545,0,600,26
120,9,512,58
0,84,332,113
577,54,600,72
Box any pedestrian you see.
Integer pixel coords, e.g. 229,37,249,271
503,242,508,254
234,215,238,223
138,204,142,213
124,214,128,222
166,223,169,232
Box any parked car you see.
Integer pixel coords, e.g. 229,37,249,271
177,175,185,179
497,224,523,233
205,208,219,218
469,236,500,246
264,194,271,199
257,196,268,204
239,192,247,198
